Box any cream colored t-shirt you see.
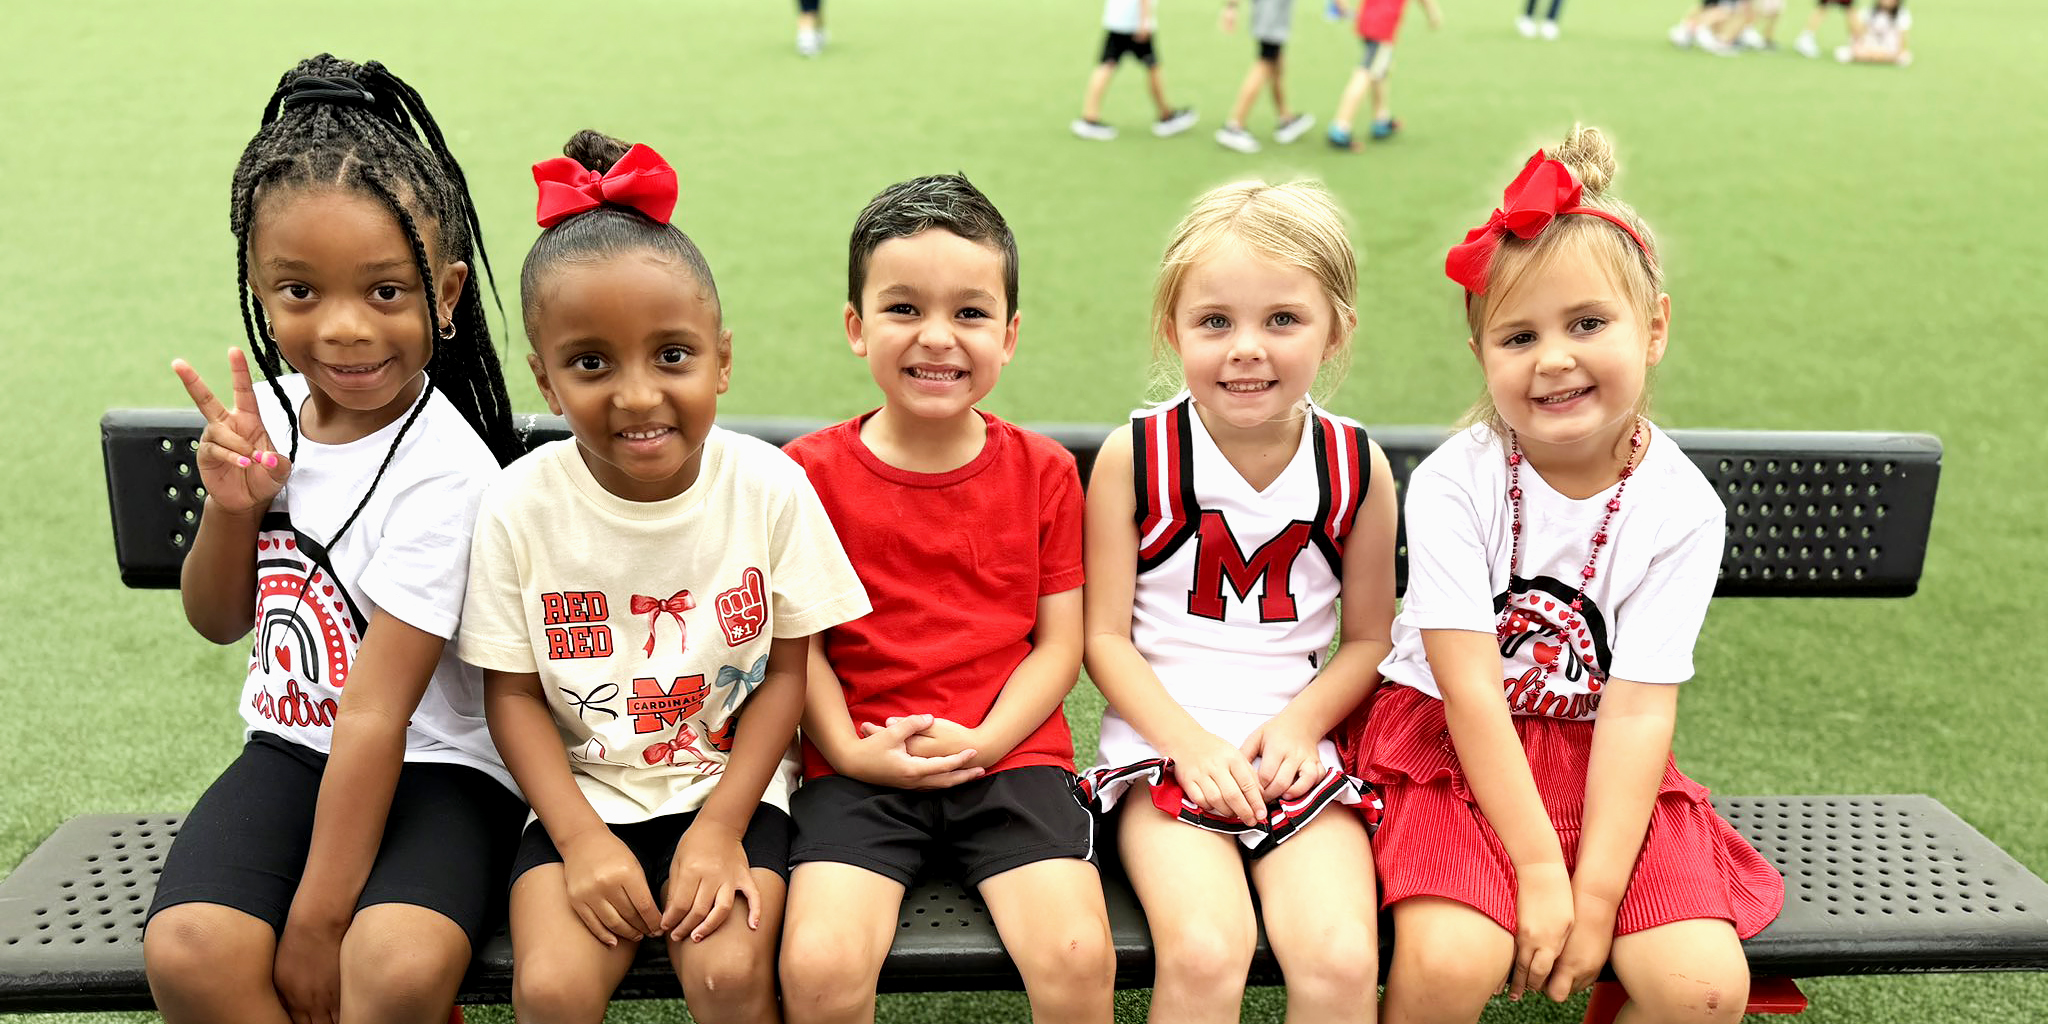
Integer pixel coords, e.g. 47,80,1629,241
459,429,870,823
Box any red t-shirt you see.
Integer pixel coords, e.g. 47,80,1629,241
1356,0,1408,42
783,411,1086,780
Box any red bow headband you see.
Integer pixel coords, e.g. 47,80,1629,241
533,143,678,228
1444,150,1654,296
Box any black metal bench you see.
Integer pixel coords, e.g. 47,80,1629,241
6,410,2044,1020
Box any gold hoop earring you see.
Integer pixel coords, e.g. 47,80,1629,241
437,320,456,341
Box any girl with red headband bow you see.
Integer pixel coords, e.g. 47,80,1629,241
1341,125,1783,1022
457,130,870,1023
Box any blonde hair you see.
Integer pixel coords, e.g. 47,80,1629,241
1461,125,1663,438
1150,180,1359,402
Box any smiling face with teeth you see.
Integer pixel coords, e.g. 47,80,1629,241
845,227,1019,439
1470,234,1669,476
248,188,467,443
1166,235,1348,439
528,254,731,502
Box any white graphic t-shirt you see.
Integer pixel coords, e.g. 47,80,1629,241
241,374,513,791
1381,423,1724,720
458,430,871,823
1104,0,1153,33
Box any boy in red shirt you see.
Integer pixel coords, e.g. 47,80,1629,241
1328,0,1443,148
777,174,1114,1024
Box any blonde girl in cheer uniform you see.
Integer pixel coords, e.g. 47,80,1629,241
1079,180,1398,1024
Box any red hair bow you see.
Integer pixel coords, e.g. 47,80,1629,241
533,143,678,228
1444,150,1650,296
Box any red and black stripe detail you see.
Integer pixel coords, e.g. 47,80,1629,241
1133,400,1201,572
1308,412,1372,574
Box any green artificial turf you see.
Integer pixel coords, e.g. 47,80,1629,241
3,0,2044,1020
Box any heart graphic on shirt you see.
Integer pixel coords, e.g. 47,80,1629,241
1533,642,1559,667
257,539,271,550
1542,600,1555,613
283,538,296,550
322,585,335,597
274,645,293,673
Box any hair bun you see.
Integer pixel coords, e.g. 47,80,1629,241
563,130,632,175
1553,124,1618,196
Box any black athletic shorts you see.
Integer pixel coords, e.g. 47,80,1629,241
789,766,1096,888
147,732,526,948
510,804,794,891
1258,39,1284,61
1099,30,1159,67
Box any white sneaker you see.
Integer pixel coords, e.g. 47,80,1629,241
796,26,822,57
1516,15,1537,37
1794,32,1819,58
1668,22,1693,47
1539,19,1559,40
1215,124,1261,153
1153,108,1199,137
1835,44,1853,63
1274,113,1315,144
1695,26,1737,55
1737,27,1766,50
1071,118,1117,141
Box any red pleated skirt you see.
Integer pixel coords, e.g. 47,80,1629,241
1339,684,1783,938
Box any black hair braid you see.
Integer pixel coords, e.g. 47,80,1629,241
231,160,302,459
359,62,501,313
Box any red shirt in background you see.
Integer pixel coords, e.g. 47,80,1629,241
1357,0,1410,41
783,411,1086,781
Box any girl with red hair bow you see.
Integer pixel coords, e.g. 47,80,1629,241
458,130,870,1023
1342,125,1783,1023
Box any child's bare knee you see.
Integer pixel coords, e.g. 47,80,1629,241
1153,924,1256,995
511,959,610,1024
1392,945,1505,1001
1016,926,1116,1002
142,908,271,999
779,926,878,1007
1624,971,1751,1022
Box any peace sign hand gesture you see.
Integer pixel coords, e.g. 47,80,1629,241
172,349,292,516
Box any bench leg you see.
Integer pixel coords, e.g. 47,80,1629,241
1582,977,1809,1023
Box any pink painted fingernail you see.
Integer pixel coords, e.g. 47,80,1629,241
237,456,251,468
262,452,278,468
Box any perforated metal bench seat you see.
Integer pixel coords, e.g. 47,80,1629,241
4,796,2044,1012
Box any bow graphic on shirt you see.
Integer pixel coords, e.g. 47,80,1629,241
715,653,772,712
631,590,695,657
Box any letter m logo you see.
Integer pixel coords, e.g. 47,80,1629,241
1186,511,1311,623
628,674,708,734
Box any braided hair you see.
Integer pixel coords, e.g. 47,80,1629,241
230,54,522,553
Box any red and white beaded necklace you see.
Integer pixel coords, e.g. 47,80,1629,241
1496,418,1647,691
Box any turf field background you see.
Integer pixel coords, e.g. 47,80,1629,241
3,0,2043,1020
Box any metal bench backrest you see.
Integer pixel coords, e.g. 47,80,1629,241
102,410,1941,597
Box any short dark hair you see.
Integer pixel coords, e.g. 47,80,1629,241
846,174,1018,316
520,130,721,337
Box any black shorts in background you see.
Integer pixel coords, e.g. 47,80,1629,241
789,766,1096,888
1099,31,1159,67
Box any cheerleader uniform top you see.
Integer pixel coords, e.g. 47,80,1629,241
1088,394,1377,844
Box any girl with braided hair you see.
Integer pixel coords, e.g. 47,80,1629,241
144,54,527,1024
